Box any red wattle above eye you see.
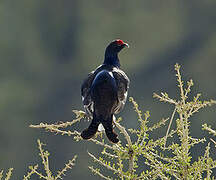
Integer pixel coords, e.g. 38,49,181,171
116,39,124,45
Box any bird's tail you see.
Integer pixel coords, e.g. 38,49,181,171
101,114,119,143
81,113,100,140
81,113,119,143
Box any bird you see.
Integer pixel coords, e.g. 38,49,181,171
80,39,130,143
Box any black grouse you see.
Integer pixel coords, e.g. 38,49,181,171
81,39,130,143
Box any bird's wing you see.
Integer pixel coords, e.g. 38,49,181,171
81,65,107,118
81,71,95,118
112,68,130,114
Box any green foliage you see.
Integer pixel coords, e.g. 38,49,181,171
23,139,77,180
0,168,13,180
30,64,216,179
203,124,216,137
203,124,216,148
0,140,76,180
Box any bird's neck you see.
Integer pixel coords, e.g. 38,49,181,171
104,52,120,67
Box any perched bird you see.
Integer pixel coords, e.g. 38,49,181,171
81,39,130,143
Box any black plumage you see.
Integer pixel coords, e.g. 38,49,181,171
81,39,130,143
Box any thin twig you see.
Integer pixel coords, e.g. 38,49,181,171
88,166,112,180
164,107,176,147
114,121,134,174
88,151,128,178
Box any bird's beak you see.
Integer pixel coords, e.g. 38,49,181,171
123,43,129,48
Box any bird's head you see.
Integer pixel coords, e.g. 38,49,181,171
104,39,129,67
105,39,129,54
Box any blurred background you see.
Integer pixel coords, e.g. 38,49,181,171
0,0,216,179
